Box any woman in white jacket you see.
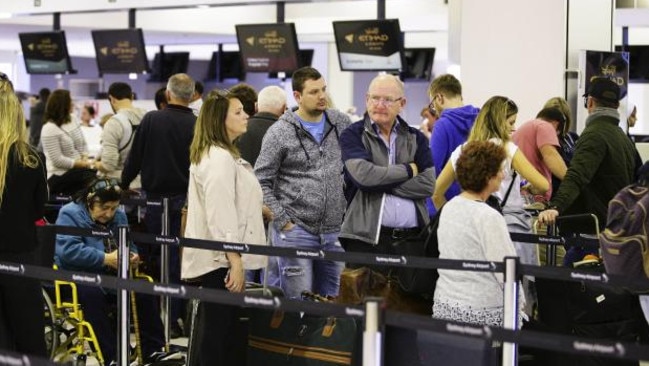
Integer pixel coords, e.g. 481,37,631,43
181,89,266,365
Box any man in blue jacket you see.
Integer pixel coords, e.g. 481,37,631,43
428,74,479,214
339,73,435,366
339,74,435,269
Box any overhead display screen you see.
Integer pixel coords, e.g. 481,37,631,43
235,23,300,73
91,28,149,75
19,31,74,74
333,19,404,72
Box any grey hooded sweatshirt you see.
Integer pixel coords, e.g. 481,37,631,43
99,107,147,184
254,108,351,235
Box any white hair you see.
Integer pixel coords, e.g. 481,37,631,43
257,86,287,112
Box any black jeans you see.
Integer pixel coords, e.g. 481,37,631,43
0,251,46,357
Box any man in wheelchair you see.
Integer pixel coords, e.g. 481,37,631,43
54,178,178,366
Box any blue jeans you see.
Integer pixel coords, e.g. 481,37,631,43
271,224,344,299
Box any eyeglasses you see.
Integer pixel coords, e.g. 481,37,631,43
428,101,437,116
368,95,403,107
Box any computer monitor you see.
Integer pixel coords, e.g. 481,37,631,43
18,31,75,74
332,19,404,72
268,49,314,79
91,28,150,75
615,45,649,82
400,48,435,81
148,52,190,82
235,23,300,73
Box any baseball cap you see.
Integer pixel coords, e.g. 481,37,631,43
584,77,620,104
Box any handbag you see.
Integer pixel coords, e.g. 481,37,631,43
338,266,431,314
47,167,97,196
247,308,358,365
485,171,517,214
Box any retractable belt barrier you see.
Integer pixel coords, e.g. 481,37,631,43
0,349,55,366
509,232,600,248
6,222,649,365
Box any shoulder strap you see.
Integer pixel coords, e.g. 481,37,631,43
112,113,136,152
501,171,518,207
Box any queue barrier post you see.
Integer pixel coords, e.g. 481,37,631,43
160,197,171,347
117,225,130,366
363,297,384,366
502,256,520,366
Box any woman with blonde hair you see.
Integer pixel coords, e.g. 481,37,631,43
433,96,549,211
181,89,267,365
432,96,548,315
0,72,49,356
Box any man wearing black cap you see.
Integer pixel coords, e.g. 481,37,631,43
538,77,640,230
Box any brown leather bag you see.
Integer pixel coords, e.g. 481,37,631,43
337,267,431,315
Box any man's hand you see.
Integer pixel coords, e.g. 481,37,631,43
262,205,274,222
409,163,419,177
538,209,559,226
282,221,295,232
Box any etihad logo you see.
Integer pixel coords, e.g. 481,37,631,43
99,41,139,57
344,34,354,44
246,36,255,46
358,27,389,42
32,37,59,53
601,65,616,76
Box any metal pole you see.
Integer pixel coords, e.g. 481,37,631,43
502,257,519,366
363,298,383,366
117,225,130,366
546,223,557,267
161,197,170,346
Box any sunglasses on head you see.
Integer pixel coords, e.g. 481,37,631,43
87,179,121,199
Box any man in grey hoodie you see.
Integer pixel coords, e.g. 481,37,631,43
255,67,351,299
94,82,147,186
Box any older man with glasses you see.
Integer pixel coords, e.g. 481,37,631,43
339,73,435,274
338,73,435,365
